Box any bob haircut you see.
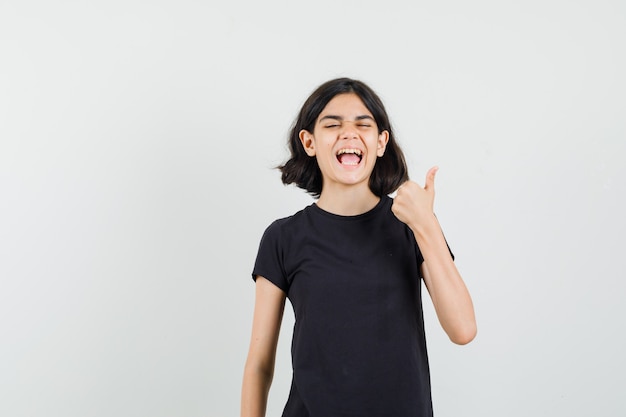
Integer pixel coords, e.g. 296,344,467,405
279,77,409,199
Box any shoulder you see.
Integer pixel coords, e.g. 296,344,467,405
260,206,312,240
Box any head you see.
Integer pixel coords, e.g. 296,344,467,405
279,78,408,198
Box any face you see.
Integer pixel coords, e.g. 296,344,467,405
299,93,389,194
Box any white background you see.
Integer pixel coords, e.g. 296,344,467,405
1,1,624,416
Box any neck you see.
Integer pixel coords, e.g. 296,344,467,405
316,184,381,216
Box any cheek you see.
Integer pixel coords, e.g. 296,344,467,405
320,141,336,158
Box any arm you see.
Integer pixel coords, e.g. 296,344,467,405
392,167,477,345
241,276,287,417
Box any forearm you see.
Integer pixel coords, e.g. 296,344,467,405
241,364,273,417
242,277,286,416
410,214,477,345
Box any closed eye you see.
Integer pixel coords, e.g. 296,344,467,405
319,114,377,129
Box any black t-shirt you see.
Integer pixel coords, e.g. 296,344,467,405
253,196,434,417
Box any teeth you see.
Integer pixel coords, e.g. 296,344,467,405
337,148,362,156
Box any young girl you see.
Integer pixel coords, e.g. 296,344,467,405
241,78,476,417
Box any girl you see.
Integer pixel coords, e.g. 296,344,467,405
241,78,476,417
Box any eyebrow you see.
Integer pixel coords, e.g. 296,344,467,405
318,114,375,122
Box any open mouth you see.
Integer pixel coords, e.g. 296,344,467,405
336,148,363,166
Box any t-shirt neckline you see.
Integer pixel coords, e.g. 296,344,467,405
310,195,389,221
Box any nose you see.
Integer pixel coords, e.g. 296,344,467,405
340,121,358,140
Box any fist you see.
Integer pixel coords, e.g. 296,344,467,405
391,166,438,229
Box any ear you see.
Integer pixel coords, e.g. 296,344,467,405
299,129,316,156
377,130,389,157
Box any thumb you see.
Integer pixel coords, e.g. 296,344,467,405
424,166,438,192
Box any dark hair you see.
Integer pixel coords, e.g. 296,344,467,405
279,77,408,198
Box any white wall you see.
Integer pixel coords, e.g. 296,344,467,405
1,1,624,416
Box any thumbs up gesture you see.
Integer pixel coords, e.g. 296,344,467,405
391,166,439,232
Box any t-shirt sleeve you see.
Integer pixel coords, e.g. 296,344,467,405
445,236,455,261
251,220,289,293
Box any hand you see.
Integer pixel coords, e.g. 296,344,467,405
391,166,439,231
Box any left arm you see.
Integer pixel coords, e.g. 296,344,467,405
392,167,477,345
